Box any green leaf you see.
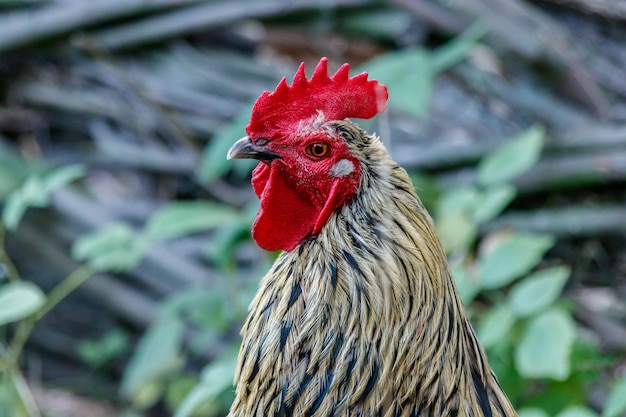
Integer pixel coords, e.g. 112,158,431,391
121,317,185,403
409,172,440,211
435,212,477,254
558,406,600,417
206,223,251,272
40,164,85,196
530,377,589,415
339,7,414,41
2,176,48,230
132,381,163,411
198,101,256,182
508,266,570,317
165,375,200,412
478,232,555,290
118,410,143,417
473,185,516,223
360,48,433,118
515,308,576,380
359,23,484,118
430,21,488,73
0,155,27,200
436,186,480,217
360,25,483,118
603,376,626,417
78,328,129,368
477,125,545,186
143,201,240,240
173,384,215,417
205,199,257,272
160,287,234,331
518,408,550,417
0,281,45,326
72,222,134,260
2,191,28,230
2,164,84,230
477,303,516,349
174,353,237,417
0,376,21,417
200,353,237,385
87,245,146,272
19,176,48,207
435,186,480,252
451,264,480,304
73,222,147,272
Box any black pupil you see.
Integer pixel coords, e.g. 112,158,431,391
313,144,325,155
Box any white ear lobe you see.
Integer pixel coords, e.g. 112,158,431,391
329,159,355,177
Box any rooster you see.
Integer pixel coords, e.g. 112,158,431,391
226,58,517,417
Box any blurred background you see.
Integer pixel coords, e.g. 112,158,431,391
0,0,625,416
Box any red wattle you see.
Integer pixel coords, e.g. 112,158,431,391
251,163,319,252
250,159,358,252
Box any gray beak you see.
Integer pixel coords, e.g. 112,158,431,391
227,136,282,162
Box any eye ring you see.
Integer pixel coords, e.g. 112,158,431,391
306,142,330,158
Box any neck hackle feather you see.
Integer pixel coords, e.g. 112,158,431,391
229,58,517,417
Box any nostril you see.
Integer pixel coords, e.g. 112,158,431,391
255,138,269,146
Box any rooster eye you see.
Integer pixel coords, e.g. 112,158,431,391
307,142,330,158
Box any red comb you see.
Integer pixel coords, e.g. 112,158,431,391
246,57,388,141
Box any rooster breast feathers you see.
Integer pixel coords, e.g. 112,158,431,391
229,120,516,417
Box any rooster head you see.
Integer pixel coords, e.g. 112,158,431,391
227,58,388,252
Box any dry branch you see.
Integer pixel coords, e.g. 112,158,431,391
0,0,204,53
389,0,468,33
515,150,626,193
453,63,590,129
80,0,372,50
443,0,610,115
437,148,626,193
540,0,626,20
483,205,626,237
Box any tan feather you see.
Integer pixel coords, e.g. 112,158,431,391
229,121,517,417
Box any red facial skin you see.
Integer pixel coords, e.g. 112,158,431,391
242,58,387,252
250,128,360,252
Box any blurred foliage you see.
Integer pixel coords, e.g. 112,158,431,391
360,21,486,118
0,164,90,417
72,201,245,272
3,164,85,231
77,328,130,369
425,126,612,415
0,1,624,417
604,377,626,417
